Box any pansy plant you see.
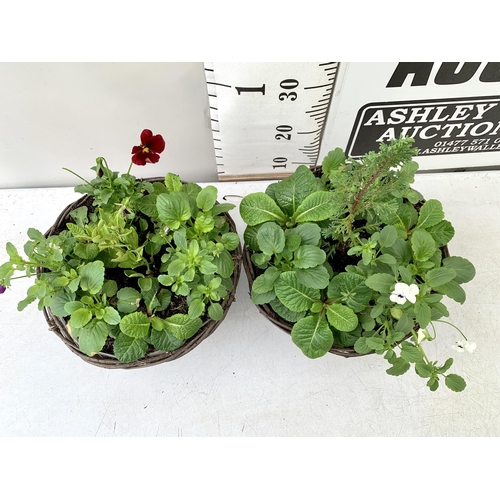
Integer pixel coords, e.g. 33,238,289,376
240,137,476,392
0,130,240,363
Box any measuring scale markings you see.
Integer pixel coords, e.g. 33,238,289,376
204,62,339,180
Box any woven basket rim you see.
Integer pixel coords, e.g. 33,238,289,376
39,176,243,369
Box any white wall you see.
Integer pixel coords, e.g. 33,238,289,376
0,62,217,189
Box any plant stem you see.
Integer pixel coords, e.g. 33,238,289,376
434,319,468,340
62,168,92,186
126,161,134,175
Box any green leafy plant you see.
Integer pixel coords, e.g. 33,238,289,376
0,130,240,363
240,136,476,392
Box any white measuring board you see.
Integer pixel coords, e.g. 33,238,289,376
205,62,339,181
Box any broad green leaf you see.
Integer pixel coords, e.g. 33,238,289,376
411,228,436,262
113,333,149,363
79,261,105,294
137,194,158,218
212,203,236,216
116,287,142,313
445,374,466,392
243,225,261,252
69,308,93,329
285,234,302,253
385,238,412,265
327,272,372,312
270,298,306,323
239,192,287,226
415,301,431,328
102,307,121,325
415,362,432,378
295,265,330,290
274,165,318,215
274,271,321,312
251,288,276,305
292,191,335,223
164,314,202,340
378,225,398,248
221,232,240,251
102,280,118,298
157,192,193,230
78,319,109,356
293,245,326,269
322,147,346,176
417,199,444,229
365,273,395,293
426,267,456,288
196,185,218,212
150,328,184,352
354,337,373,354
188,298,205,319
212,249,234,278
257,222,286,255
286,223,321,246
400,341,424,363
50,289,76,317
386,357,411,376
442,256,476,284
325,303,358,332
165,172,183,193
208,302,224,321
426,220,455,247
252,267,281,294
434,280,466,304
27,227,45,241
119,311,150,338
291,314,333,358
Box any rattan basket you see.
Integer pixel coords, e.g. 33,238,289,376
38,177,243,369
241,166,450,358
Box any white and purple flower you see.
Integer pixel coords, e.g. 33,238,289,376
390,282,419,305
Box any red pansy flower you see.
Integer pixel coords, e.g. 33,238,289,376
131,129,166,166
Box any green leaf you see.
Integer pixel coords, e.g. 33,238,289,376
69,308,93,329
196,185,218,211
442,256,476,284
434,280,466,304
188,298,205,319
239,192,287,226
292,191,335,223
157,192,193,230
79,261,105,295
257,222,286,255
445,374,466,392
102,307,121,325
354,337,373,354
415,301,431,328
27,227,45,241
327,272,372,312
251,288,276,305
378,225,398,248
212,203,236,216
293,245,326,269
325,303,358,332
163,314,202,340
426,220,455,247
386,357,411,376
212,249,234,278
274,271,321,312
400,341,424,363
137,194,158,218
286,223,321,246
116,287,142,313
365,273,395,293
102,280,118,298
410,228,436,262
50,289,76,317
150,328,184,352
295,265,330,290
274,164,318,215
291,314,333,358
322,148,346,176
252,267,281,294
221,232,240,251
119,311,151,339
208,302,224,321
426,267,456,288
270,298,306,323
417,199,444,229
78,320,109,356
165,172,183,193
113,333,149,363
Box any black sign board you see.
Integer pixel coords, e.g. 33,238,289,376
346,95,500,158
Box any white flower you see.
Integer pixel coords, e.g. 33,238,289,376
452,340,477,353
417,328,428,343
390,282,419,305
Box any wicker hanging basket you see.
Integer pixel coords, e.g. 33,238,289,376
242,165,450,358
38,177,243,369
